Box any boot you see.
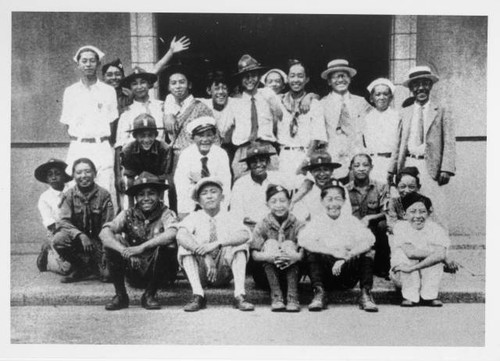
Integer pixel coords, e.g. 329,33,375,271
271,292,286,312
308,285,326,311
286,295,300,312
285,265,300,312
359,288,378,312
105,293,129,311
141,291,161,310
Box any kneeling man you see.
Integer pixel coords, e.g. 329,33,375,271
100,172,179,310
177,177,254,312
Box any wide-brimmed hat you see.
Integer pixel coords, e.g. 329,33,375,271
186,116,217,137
367,78,395,94
402,66,439,87
125,171,169,196
321,59,357,80
234,54,267,77
120,66,158,89
126,113,164,133
260,68,288,85
302,152,342,172
73,45,104,63
34,158,72,184
191,177,224,202
239,142,276,163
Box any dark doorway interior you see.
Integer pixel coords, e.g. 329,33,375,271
156,13,391,100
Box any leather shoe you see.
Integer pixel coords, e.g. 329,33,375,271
141,292,161,310
421,298,443,307
286,297,300,312
271,299,286,312
105,294,129,311
359,289,379,312
400,299,416,307
234,294,254,311
184,294,207,312
60,269,97,283
308,286,326,311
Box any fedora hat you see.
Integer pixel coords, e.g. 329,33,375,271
120,66,158,89
239,142,276,163
402,66,439,87
234,54,267,77
126,113,164,134
125,171,169,196
321,59,357,80
302,151,342,172
35,158,72,184
191,177,224,202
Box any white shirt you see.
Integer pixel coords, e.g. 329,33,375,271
199,97,237,140
292,183,352,223
115,99,165,148
298,211,375,258
408,102,431,156
278,98,327,147
363,107,400,154
229,171,289,225
391,220,450,267
179,209,250,245
174,143,231,214
37,187,66,228
229,88,282,145
60,80,118,138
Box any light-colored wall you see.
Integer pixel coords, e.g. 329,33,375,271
11,12,132,143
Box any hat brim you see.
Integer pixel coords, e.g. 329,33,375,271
302,162,342,172
233,65,268,78
190,124,217,136
191,180,223,202
126,126,164,133
321,66,357,80
34,161,72,184
120,73,158,89
125,182,169,196
402,74,439,87
239,150,276,163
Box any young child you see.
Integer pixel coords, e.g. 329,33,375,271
391,193,449,307
250,184,304,312
35,159,73,274
119,113,170,209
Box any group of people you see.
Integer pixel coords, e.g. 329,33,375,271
34,36,458,313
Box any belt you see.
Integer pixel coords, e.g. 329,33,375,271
283,146,306,151
407,153,425,160
70,136,110,143
369,152,392,158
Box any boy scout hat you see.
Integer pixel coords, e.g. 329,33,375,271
121,66,158,89
234,54,267,77
126,113,164,134
125,171,169,196
321,59,357,80
34,158,72,184
191,177,224,202
73,45,104,63
239,142,276,163
266,184,291,202
402,65,439,87
186,116,217,137
302,151,342,172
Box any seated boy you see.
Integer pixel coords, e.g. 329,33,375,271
174,116,231,219
35,158,73,274
176,177,254,312
119,113,170,209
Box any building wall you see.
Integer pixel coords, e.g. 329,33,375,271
11,12,132,143
416,16,487,234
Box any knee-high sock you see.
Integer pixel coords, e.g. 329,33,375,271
231,251,247,297
182,256,204,297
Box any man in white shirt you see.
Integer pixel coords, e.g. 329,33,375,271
320,59,372,179
174,116,231,219
176,177,254,312
60,45,118,211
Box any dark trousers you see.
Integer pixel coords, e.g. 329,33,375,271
368,218,391,275
263,263,299,301
306,250,374,291
105,245,178,296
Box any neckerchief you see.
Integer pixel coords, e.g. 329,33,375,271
127,202,165,244
75,184,99,237
282,91,306,138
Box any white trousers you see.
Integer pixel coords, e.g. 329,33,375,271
370,155,391,185
391,260,444,303
278,148,307,190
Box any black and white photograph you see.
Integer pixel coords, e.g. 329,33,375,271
5,0,498,359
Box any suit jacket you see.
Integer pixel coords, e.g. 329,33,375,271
389,102,456,181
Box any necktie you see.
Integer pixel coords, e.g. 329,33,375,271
415,105,424,146
201,156,210,178
250,96,258,141
337,100,351,136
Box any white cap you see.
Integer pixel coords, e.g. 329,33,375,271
366,78,395,94
260,68,288,85
186,116,217,136
73,45,105,63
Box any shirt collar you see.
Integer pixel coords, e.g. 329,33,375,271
346,179,376,192
329,91,351,102
132,140,159,155
264,212,295,231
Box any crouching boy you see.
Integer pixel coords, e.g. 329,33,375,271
100,172,179,310
176,177,254,312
